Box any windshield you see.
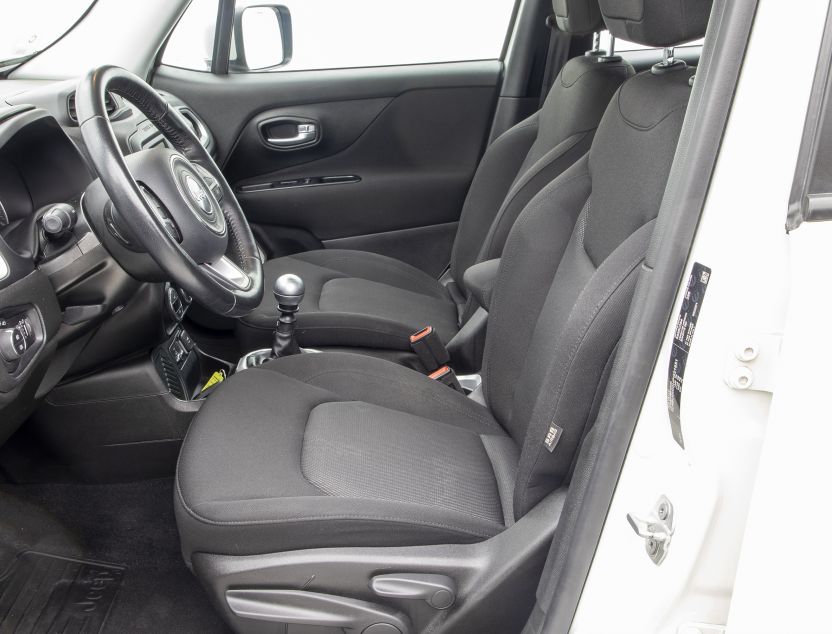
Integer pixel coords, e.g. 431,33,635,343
0,0,96,70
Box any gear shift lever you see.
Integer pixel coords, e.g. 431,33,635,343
272,274,305,358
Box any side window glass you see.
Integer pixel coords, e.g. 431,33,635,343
163,0,219,72
163,0,516,73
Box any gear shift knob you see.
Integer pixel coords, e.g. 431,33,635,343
272,274,305,358
273,274,305,309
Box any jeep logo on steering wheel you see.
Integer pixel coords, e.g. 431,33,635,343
183,173,213,218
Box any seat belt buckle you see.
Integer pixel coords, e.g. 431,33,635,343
428,365,463,392
409,326,450,373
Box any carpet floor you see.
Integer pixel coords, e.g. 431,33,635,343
0,477,229,633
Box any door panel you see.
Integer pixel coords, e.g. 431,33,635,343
152,62,502,276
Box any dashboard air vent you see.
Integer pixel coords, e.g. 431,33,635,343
67,92,117,123
178,108,209,146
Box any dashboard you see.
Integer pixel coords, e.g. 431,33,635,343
0,77,216,444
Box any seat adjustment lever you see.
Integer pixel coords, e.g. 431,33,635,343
371,573,457,610
226,588,411,633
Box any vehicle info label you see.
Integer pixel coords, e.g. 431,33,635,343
667,262,711,448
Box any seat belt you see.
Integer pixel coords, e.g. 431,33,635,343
410,326,464,392
540,16,571,107
410,326,450,371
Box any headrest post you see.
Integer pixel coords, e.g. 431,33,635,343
652,46,686,75
586,31,605,58
596,34,621,64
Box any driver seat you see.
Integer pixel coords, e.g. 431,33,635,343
235,0,634,355
176,1,710,630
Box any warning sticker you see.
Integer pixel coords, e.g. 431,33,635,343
667,262,711,448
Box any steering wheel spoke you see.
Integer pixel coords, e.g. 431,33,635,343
202,256,253,291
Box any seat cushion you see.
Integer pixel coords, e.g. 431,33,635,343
175,352,518,561
237,249,460,351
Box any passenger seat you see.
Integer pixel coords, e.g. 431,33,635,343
237,0,634,362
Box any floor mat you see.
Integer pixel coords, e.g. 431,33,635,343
0,552,124,633
0,479,229,633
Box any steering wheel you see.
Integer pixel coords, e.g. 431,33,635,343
75,65,263,317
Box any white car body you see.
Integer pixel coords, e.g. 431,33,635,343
573,1,832,632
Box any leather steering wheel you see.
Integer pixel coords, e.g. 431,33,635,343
75,65,264,317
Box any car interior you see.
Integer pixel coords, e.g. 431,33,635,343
0,0,733,631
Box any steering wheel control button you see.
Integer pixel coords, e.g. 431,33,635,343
139,186,182,243
103,203,140,251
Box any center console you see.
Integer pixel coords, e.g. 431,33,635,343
23,273,310,483
26,283,234,482
152,285,234,400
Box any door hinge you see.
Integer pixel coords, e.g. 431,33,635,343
723,333,783,394
627,495,675,565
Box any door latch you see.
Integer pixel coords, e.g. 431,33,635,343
258,117,321,150
626,495,675,565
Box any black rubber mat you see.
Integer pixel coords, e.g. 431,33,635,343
0,552,124,633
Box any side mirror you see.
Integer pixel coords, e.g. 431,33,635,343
231,4,292,71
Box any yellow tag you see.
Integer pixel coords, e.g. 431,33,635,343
201,369,226,392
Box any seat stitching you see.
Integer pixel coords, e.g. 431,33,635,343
283,368,504,433
616,87,689,131
479,133,588,262
300,406,504,524
175,477,496,538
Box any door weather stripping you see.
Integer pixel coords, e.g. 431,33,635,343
626,495,675,565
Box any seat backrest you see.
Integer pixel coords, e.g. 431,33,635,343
479,0,713,519
449,0,633,293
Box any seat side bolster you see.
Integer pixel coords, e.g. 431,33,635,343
449,114,541,285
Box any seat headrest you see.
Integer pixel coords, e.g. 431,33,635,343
598,0,712,47
552,0,605,35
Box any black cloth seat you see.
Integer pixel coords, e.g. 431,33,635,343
237,2,633,351
177,0,711,564
176,352,516,557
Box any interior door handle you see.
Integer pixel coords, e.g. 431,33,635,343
259,118,320,150
267,123,317,147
